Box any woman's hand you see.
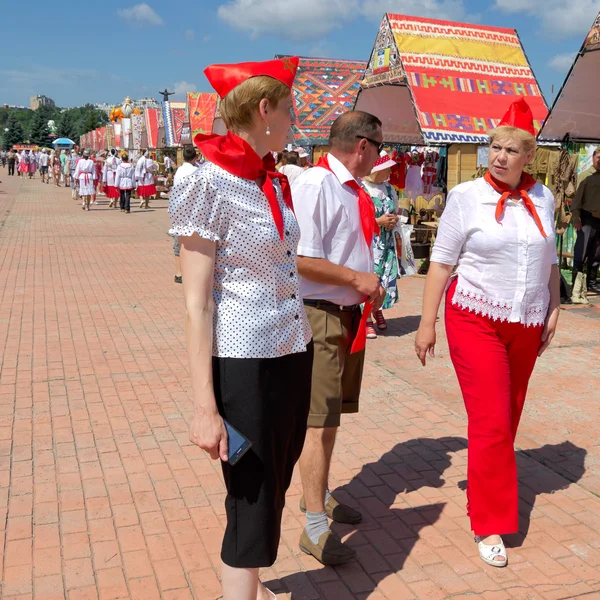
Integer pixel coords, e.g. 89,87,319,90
376,214,399,231
538,306,559,357
415,325,436,366
189,406,229,461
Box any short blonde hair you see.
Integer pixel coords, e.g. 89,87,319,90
488,125,536,155
219,76,290,133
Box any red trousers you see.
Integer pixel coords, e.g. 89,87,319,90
445,280,542,536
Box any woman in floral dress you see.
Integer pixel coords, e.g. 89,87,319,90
363,151,400,338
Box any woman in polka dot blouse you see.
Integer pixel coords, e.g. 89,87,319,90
168,57,313,600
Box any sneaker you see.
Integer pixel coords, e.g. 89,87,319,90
174,275,183,284
374,310,387,331
366,321,377,339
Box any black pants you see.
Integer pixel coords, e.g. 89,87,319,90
8,161,15,176
213,342,313,568
574,210,600,274
119,189,131,212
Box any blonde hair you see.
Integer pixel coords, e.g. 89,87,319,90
219,76,290,133
488,126,536,155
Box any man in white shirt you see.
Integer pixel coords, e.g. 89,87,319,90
173,145,200,185
163,154,174,174
292,111,384,565
38,149,50,184
278,150,305,185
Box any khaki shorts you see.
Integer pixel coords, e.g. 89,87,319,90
304,302,365,428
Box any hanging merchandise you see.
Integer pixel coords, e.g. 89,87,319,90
405,150,424,201
389,149,408,189
394,223,417,277
421,149,439,200
434,151,448,191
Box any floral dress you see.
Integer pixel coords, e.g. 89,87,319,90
364,181,399,309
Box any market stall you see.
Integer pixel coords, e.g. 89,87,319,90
356,14,548,186
537,10,600,301
275,55,366,159
355,13,548,262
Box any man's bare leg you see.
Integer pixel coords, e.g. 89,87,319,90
299,426,337,513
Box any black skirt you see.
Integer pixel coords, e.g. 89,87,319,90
213,342,313,568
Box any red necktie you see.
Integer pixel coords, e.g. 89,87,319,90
316,154,378,353
484,171,547,238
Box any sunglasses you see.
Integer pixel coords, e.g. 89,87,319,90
356,135,384,153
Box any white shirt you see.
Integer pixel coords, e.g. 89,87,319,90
164,156,173,169
431,177,558,327
74,158,96,179
173,162,199,185
135,157,157,185
115,163,136,189
279,164,305,185
292,153,374,305
168,161,312,359
39,153,49,167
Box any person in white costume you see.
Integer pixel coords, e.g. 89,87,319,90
103,149,122,208
135,149,157,209
74,150,98,211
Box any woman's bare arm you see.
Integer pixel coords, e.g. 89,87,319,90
180,233,228,461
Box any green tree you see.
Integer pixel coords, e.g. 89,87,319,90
57,110,77,140
2,114,25,149
29,109,49,146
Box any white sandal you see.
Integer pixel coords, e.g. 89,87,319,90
475,535,508,568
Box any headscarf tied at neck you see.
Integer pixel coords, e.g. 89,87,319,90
194,131,293,239
484,170,547,238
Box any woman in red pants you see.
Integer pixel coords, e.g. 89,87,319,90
415,98,560,567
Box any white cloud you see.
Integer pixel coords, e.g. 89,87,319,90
494,0,598,39
117,3,164,27
172,81,197,99
185,29,195,40
203,34,212,42
217,0,359,39
548,52,576,71
361,0,476,22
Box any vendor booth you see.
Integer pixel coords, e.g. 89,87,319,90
277,55,367,160
356,13,548,187
537,10,600,302
355,13,549,264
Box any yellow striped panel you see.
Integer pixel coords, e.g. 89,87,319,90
393,33,528,66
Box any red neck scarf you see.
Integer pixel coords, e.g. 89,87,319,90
316,153,378,354
484,171,547,238
196,131,293,239
316,154,378,248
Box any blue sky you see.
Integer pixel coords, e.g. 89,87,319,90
0,0,597,108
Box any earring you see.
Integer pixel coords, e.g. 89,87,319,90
266,125,271,136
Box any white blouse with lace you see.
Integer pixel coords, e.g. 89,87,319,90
431,177,558,327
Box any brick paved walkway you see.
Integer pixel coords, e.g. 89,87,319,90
1,171,599,600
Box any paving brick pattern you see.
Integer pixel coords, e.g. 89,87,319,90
1,172,600,599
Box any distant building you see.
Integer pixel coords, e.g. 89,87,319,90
133,97,160,110
94,103,113,116
2,104,30,111
30,95,55,110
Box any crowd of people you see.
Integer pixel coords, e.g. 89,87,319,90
167,56,561,600
1,146,163,212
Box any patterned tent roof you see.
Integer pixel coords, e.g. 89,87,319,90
357,14,548,144
277,55,367,146
187,92,218,138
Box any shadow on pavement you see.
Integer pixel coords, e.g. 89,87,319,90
268,437,586,598
378,315,422,338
